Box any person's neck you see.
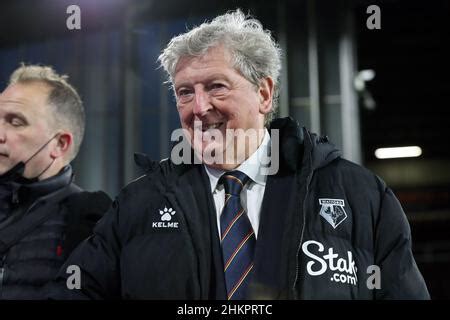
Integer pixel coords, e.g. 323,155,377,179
37,159,65,181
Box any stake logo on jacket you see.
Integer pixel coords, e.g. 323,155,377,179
302,240,358,286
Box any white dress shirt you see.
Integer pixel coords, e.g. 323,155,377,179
204,130,270,240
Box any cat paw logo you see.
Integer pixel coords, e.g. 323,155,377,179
152,206,179,229
160,207,176,221
319,198,347,229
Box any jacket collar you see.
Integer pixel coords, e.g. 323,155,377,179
268,117,304,172
14,165,73,202
269,116,341,173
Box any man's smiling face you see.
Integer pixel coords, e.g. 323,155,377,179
173,45,273,170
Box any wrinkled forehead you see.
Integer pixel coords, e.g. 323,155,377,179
174,45,234,77
0,82,51,110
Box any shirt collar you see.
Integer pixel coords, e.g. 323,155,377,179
204,129,270,193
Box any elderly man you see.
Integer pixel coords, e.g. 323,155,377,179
0,64,111,299
51,10,429,299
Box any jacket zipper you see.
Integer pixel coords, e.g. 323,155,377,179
0,267,4,294
292,169,314,299
0,200,40,298
0,255,6,297
26,200,40,215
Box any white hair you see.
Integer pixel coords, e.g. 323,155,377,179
158,9,282,122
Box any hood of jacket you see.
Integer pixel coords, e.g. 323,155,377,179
268,116,341,173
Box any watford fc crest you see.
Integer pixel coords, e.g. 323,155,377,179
319,198,348,229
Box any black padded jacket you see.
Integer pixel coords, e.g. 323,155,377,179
49,118,429,299
0,166,111,299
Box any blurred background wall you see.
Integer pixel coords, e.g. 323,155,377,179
0,0,449,298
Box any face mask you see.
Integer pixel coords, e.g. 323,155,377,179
0,162,26,184
0,133,58,185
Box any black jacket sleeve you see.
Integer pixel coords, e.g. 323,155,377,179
374,185,430,299
48,197,123,299
63,190,112,258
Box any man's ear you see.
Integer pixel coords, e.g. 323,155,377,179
258,76,274,115
50,132,73,159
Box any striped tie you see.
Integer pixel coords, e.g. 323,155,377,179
219,170,255,300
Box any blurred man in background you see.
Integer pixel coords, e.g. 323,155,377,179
51,10,429,299
0,64,111,299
